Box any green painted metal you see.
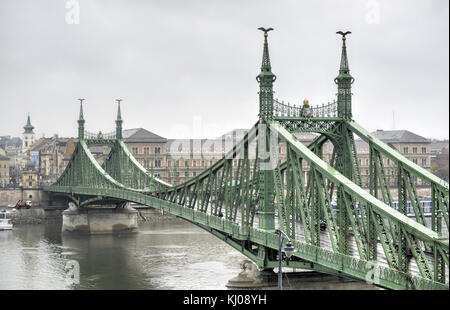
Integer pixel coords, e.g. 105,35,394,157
43,29,449,290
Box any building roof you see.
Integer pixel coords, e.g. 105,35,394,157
0,154,9,161
369,130,431,143
123,128,167,143
0,136,22,148
431,140,449,153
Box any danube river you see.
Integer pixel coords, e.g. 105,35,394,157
0,219,247,290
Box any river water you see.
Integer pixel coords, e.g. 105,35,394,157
0,219,247,290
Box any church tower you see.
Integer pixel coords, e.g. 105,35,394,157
22,113,35,151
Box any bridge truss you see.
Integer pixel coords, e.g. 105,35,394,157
43,30,449,290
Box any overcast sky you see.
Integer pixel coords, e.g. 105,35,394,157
0,0,448,140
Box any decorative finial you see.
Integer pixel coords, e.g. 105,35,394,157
116,98,122,120
303,99,309,105
258,27,274,37
115,99,123,140
77,98,85,120
336,31,351,40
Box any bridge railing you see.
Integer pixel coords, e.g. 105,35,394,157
274,99,338,118
84,130,116,140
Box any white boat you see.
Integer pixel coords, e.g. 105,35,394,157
0,210,13,230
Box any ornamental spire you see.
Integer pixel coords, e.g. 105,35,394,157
116,99,122,121
78,98,85,121
334,31,354,119
256,27,276,120
77,98,85,140
115,99,123,140
257,27,275,75
336,31,352,76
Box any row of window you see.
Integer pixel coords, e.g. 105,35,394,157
359,157,427,167
142,159,162,168
403,147,427,154
132,146,161,155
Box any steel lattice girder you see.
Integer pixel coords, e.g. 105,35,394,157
44,118,449,290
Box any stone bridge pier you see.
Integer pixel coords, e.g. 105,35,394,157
62,202,138,234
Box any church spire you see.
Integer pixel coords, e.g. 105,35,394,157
334,31,354,119
23,113,34,133
115,99,123,140
256,27,277,121
77,98,85,140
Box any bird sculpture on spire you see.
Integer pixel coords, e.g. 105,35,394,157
336,31,351,39
258,27,274,37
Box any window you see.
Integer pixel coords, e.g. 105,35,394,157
403,147,408,154
29,182,32,186
185,160,189,167
413,147,417,154
154,159,161,168
366,170,369,175
144,147,149,155
413,158,417,164
422,158,427,166
422,147,426,153
185,171,188,177
167,160,171,167
132,147,138,155
193,172,196,177
155,147,161,154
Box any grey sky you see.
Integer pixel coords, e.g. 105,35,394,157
0,0,448,140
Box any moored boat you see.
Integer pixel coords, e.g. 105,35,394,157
0,210,13,230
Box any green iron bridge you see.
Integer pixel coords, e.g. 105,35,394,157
43,30,449,290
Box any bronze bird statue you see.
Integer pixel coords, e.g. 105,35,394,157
258,27,274,35
336,31,351,38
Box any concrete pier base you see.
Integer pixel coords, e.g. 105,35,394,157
227,260,381,290
62,203,138,234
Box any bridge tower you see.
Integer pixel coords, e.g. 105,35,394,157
334,32,357,255
256,28,276,232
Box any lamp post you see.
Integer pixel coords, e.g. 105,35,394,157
276,229,295,290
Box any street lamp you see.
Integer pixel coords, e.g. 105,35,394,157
276,229,295,290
